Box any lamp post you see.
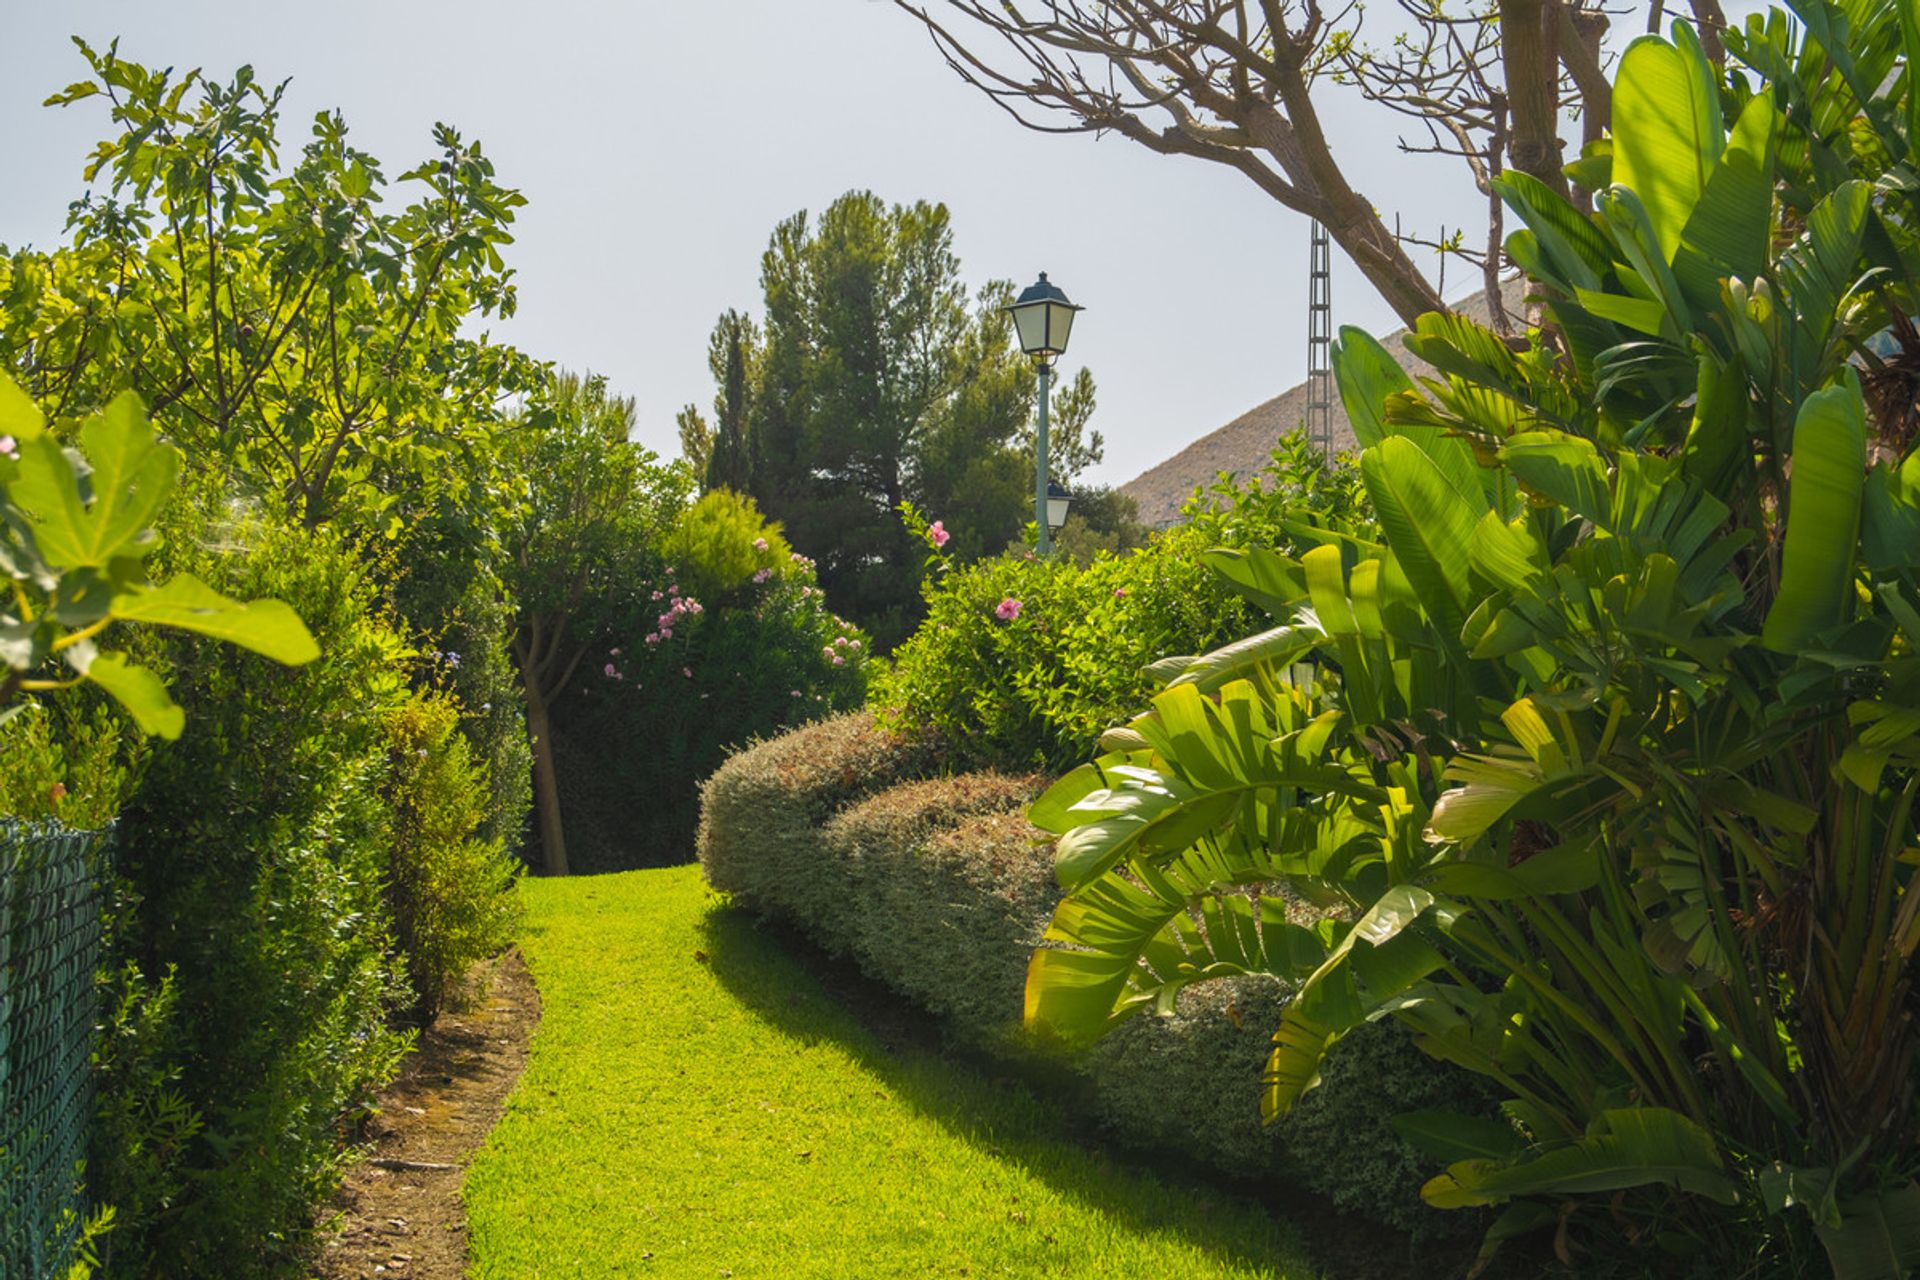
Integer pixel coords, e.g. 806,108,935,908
1006,272,1082,556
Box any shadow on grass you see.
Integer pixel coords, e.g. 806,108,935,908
697,903,1487,1280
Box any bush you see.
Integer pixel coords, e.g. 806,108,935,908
90,491,412,1278
697,719,1488,1238
547,516,872,872
384,691,522,1017
875,438,1368,773
870,525,1261,772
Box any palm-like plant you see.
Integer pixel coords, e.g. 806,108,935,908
1024,5,1920,1274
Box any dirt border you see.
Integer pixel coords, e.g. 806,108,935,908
311,949,539,1279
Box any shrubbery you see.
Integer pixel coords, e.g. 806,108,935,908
698,712,1490,1238
874,434,1367,772
385,691,522,1017
91,493,413,1276
548,493,871,870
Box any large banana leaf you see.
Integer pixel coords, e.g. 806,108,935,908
1762,378,1866,650
1332,325,1416,449
1360,437,1479,642
1422,1106,1740,1208
1611,30,1725,263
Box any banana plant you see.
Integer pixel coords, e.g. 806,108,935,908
0,371,318,737
1024,12,1920,1274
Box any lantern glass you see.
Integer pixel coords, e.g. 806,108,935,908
1046,483,1072,530
1007,273,1081,359
1011,303,1051,357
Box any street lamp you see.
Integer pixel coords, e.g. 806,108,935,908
1046,480,1073,533
1006,272,1082,556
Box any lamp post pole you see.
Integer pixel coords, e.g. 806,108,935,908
1005,271,1081,559
1034,359,1052,557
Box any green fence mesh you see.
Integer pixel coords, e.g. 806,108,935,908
0,820,110,1280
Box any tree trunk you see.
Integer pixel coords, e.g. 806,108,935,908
1501,0,1568,196
520,652,569,876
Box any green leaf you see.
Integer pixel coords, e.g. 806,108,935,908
85,651,185,739
1391,1110,1524,1163
1332,326,1416,449
1360,437,1479,641
1816,1182,1920,1280
1763,379,1866,651
0,372,46,442
111,574,320,664
10,392,176,570
1674,92,1778,304
1423,1107,1739,1208
1612,32,1725,262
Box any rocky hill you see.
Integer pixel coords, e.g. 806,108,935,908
1118,282,1524,527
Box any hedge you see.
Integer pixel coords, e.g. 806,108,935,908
698,712,1494,1238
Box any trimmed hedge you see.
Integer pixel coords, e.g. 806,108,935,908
698,712,1493,1238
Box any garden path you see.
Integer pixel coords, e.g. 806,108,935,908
461,866,1318,1279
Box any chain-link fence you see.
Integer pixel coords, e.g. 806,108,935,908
0,820,110,1280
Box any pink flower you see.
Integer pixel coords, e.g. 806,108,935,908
832,654,845,667
603,663,618,678
849,640,861,652
928,520,950,549
645,632,661,645
995,597,1024,621
610,647,622,656
0,436,16,457
683,667,693,678
790,690,802,698
1114,588,1129,598
823,647,836,660
659,613,676,630
833,637,847,649
753,536,769,551
660,627,674,639
651,590,663,601
752,568,772,584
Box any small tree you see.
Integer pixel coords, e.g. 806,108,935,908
504,372,688,874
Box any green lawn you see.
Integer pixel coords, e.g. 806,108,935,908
464,865,1317,1279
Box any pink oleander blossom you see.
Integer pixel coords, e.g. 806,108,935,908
753,537,769,551
927,520,950,549
752,568,772,584
995,597,1024,621
831,654,845,667
603,663,619,678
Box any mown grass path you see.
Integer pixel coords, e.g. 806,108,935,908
465,865,1315,1279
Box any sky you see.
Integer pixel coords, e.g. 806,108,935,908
0,1,1501,487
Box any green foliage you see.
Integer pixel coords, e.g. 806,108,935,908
0,374,317,737
705,191,1103,646
384,690,522,1017
91,488,411,1277
699,713,1494,1240
0,695,141,830
875,439,1368,772
6,40,543,531
465,865,1313,1279
549,548,869,872
658,488,793,600
1023,12,1920,1275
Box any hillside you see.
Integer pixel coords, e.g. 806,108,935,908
1118,282,1525,527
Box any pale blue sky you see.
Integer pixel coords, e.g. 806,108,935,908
2,1,1504,486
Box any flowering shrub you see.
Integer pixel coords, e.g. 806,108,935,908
875,444,1369,772
545,504,870,870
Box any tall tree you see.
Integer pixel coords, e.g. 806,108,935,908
712,192,1096,644
893,0,1713,333
702,310,759,493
